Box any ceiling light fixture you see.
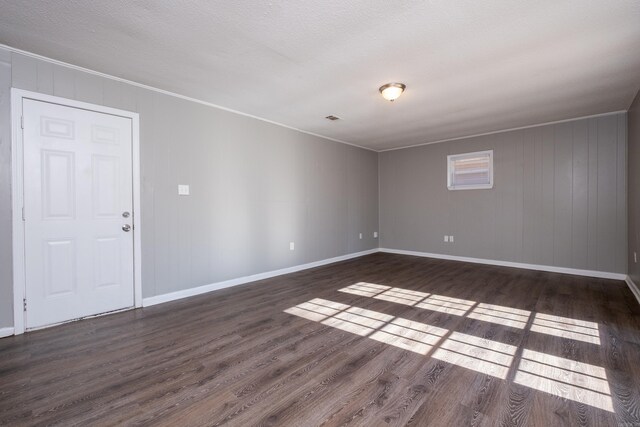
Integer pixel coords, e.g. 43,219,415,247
379,83,406,102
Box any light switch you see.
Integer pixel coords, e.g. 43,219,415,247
289,242,295,251
450,235,454,243
373,231,378,238
178,184,190,196
359,233,363,240
444,235,449,242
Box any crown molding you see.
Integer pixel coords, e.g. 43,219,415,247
378,110,627,152
0,43,376,153
0,44,629,154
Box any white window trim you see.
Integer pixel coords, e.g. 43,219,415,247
447,149,494,190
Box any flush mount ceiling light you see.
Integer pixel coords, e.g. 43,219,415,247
379,83,406,102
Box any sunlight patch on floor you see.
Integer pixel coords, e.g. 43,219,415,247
374,288,429,306
431,331,517,379
530,313,601,345
370,317,447,355
414,294,475,316
284,299,346,322
344,283,477,315
467,303,531,329
285,298,447,354
325,306,393,336
338,282,390,298
339,283,601,346
338,283,475,315
514,349,613,412
284,298,614,413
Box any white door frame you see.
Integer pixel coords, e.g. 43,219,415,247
11,88,142,335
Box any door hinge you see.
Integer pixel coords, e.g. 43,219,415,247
23,298,27,312
22,207,25,221
20,116,24,129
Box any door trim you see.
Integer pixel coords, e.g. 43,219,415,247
11,88,142,335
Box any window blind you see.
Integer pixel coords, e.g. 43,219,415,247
447,150,493,190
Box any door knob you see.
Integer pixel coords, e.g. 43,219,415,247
122,224,131,232
122,211,130,218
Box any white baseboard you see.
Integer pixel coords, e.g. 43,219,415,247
144,247,628,308
379,248,627,281
4,248,632,332
0,327,15,338
626,276,640,305
143,248,379,307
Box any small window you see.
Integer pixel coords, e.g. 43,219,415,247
447,150,493,190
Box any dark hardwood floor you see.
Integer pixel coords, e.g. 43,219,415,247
1,253,640,426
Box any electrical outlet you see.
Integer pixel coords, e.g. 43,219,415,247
373,231,378,238
444,235,449,243
450,235,454,243
177,184,190,195
289,242,295,251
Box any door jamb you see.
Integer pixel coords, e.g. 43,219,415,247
11,88,142,335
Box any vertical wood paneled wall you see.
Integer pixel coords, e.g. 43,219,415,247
0,48,379,328
380,114,627,274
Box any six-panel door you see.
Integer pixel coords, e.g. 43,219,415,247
23,99,134,329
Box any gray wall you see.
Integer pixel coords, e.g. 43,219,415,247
380,114,627,274
0,48,379,328
629,91,640,285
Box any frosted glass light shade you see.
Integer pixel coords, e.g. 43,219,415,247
379,83,406,101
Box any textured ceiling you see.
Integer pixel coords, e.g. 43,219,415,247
1,1,639,150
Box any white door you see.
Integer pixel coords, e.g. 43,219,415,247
22,98,134,329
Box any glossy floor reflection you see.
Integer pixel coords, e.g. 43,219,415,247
514,349,613,412
286,287,614,413
339,283,601,343
284,298,447,355
530,313,601,345
431,331,517,379
2,253,634,426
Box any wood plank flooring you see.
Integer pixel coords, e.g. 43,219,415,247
1,253,640,426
